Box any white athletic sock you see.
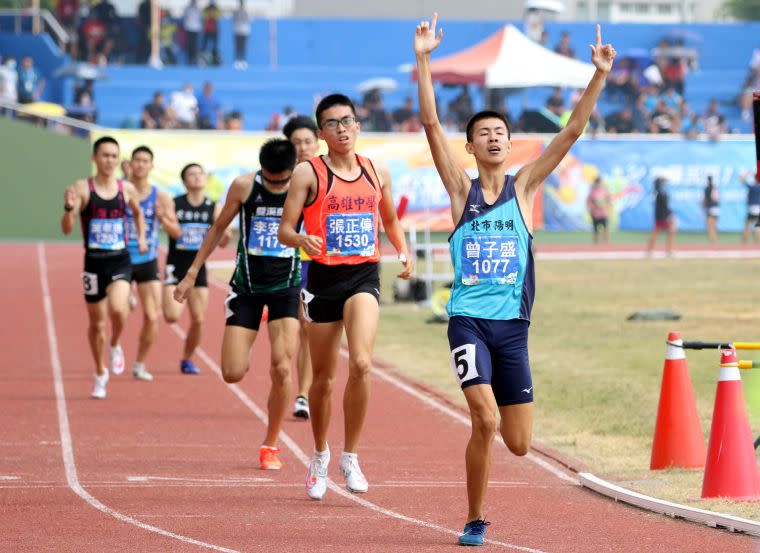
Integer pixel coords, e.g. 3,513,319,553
133,361,145,371
341,451,357,463
314,447,329,459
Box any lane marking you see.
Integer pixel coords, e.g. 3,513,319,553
126,476,273,483
38,243,239,553
0,475,21,481
170,323,546,553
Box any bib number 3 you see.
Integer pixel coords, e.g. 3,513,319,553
450,344,479,385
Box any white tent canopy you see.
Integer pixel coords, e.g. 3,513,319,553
417,24,597,90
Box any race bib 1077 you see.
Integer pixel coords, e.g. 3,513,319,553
460,234,518,286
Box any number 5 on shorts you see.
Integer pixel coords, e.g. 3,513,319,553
450,344,478,385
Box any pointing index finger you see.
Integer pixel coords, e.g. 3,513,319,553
432,12,438,31
596,24,601,46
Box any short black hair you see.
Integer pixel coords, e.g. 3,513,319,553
465,111,511,142
132,145,154,160
259,138,297,174
180,163,202,182
93,136,119,154
315,94,356,128
283,115,317,140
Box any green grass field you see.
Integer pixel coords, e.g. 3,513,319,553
373,255,760,520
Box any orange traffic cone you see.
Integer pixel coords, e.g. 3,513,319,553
701,347,760,500
650,332,706,470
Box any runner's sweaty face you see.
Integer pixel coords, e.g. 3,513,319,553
182,166,206,192
92,143,120,176
130,152,154,181
317,105,359,154
466,118,511,165
289,128,319,163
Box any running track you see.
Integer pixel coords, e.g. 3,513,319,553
2,242,757,552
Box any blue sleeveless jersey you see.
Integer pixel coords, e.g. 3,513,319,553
447,176,535,321
126,186,159,264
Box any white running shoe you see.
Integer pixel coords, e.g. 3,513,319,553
132,362,153,382
293,396,310,419
128,292,137,311
91,372,109,399
339,453,368,494
306,449,330,500
110,345,125,375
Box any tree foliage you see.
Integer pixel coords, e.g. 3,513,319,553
721,0,760,20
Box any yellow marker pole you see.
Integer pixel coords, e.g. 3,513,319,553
733,343,760,351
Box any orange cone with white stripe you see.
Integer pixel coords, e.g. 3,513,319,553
701,347,760,500
650,332,706,470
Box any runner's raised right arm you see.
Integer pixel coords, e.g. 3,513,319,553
415,13,471,214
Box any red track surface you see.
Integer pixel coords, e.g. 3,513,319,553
2,242,757,552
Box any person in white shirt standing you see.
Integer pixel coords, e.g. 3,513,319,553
233,0,250,70
170,83,198,129
183,0,202,65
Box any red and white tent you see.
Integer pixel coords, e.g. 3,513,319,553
415,24,596,89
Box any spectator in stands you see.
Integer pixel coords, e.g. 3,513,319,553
162,106,180,129
170,83,198,128
659,86,682,111
523,8,543,42
554,31,575,58
137,0,151,63
605,106,635,134
586,176,612,244
702,99,727,139
539,30,549,48
233,0,250,70
649,99,679,134
92,0,121,61
202,0,221,66
447,85,474,130
681,112,704,139
265,105,296,131
606,57,639,103
702,175,719,243
16,56,44,104
160,10,179,66
70,80,97,123
183,0,202,65
57,0,79,31
79,11,106,64
0,56,18,106
661,57,686,95
392,97,421,132
197,81,223,129
225,110,244,130
141,91,166,129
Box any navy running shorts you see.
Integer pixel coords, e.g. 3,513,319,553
301,261,380,323
224,286,300,331
131,258,160,284
165,253,207,288
447,315,533,406
82,252,132,304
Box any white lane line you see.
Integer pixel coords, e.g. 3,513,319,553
208,273,573,484
170,323,546,553
0,475,21,481
37,243,239,553
343,350,577,484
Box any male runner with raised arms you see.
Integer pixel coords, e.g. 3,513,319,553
278,94,413,500
415,15,615,545
61,136,148,399
175,139,301,470
283,115,320,420
125,145,181,381
162,163,228,375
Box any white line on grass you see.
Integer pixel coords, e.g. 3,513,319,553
169,323,546,553
37,243,239,553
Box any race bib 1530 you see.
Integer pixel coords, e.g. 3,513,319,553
325,212,375,256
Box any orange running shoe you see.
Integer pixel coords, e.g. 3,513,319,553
260,446,282,470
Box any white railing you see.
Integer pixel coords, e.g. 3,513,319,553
0,8,70,49
0,99,99,136
407,223,454,303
